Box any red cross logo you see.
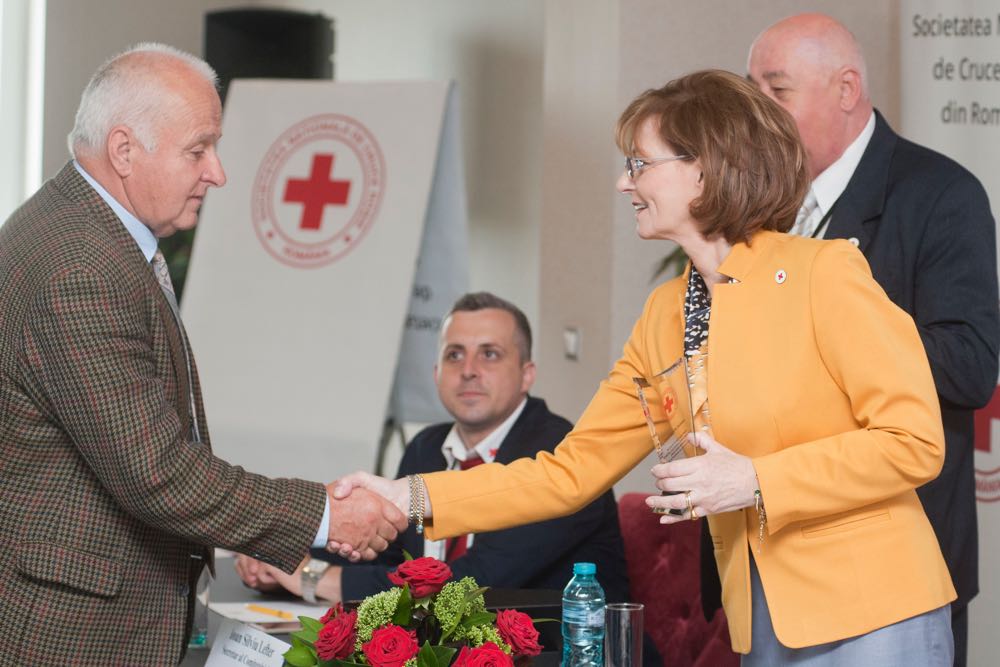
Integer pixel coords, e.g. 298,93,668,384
283,154,352,231
974,385,1000,453
662,389,676,417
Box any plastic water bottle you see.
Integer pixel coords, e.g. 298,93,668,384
561,562,605,666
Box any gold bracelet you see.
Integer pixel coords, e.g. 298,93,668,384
408,474,426,535
754,489,766,553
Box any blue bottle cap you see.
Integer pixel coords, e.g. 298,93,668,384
573,562,596,575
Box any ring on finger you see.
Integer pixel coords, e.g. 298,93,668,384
690,506,699,521
684,491,693,516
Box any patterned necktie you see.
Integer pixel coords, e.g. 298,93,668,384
150,248,201,443
445,455,484,562
152,249,179,311
790,189,820,237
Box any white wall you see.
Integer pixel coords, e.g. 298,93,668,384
260,1,545,329
41,0,545,333
42,0,247,178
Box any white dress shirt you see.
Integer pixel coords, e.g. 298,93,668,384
422,397,528,559
800,111,876,239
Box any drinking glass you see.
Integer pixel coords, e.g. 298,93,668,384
605,602,643,666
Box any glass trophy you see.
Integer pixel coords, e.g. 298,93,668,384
633,356,701,515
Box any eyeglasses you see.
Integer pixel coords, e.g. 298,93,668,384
624,154,693,180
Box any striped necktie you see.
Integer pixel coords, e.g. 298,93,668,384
790,189,820,237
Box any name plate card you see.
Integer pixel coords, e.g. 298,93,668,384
205,619,290,667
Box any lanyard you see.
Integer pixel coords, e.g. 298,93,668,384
810,200,838,239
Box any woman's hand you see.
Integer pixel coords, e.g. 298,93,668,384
646,431,758,523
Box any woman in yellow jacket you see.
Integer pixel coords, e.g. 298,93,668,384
335,70,956,665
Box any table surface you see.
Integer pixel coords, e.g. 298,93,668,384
181,553,561,666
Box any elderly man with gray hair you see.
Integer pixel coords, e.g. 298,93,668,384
0,43,405,664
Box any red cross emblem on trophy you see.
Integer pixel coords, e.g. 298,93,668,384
662,387,677,418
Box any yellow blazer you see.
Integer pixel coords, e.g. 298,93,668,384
422,231,955,652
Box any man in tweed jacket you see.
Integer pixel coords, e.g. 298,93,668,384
0,44,405,665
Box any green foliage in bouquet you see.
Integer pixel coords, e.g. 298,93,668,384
282,556,544,667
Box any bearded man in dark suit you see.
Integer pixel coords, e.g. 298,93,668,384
0,43,405,665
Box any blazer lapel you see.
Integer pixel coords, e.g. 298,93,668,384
54,163,195,431
824,110,897,252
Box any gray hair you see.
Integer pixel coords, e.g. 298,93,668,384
68,42,218,158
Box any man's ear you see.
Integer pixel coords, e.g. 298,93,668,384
838,67,863,112
520,360,537,394
107,126,135,177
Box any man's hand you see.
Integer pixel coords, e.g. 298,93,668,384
234,555,344,604
234,554,281,591
326,484,407,561
328,472,413,560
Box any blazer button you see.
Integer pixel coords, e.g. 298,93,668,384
179,584,190,596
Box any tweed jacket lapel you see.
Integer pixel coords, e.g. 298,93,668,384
51,163,200,438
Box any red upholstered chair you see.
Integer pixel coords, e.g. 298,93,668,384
617,493,739,667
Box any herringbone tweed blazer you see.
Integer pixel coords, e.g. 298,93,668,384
0,163,327,665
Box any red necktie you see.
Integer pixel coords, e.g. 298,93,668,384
445,455,484,562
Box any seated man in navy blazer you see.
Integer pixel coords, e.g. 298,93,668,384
236,291,628,604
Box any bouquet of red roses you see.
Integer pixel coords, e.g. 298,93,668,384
282,556,544,667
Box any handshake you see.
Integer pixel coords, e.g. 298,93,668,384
323,472,414,561
236,472,414,599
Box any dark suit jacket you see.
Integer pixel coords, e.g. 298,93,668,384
323,397,628,604
823,112,999,607
0,163,326,665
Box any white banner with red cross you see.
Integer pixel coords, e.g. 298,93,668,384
182,80,467,480
901,2,1000,663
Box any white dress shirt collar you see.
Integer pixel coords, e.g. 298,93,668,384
73,160,158,262
439,397,529,468
424,397,529,559
811,111,876,221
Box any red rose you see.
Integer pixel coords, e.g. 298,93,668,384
319,602,345,626
387,556,452,598
315,604,357,661
496,609,542,657
361,625,419,667
453,642,514,667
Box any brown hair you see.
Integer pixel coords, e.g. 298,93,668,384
448,291,532,362
616,69,808,244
